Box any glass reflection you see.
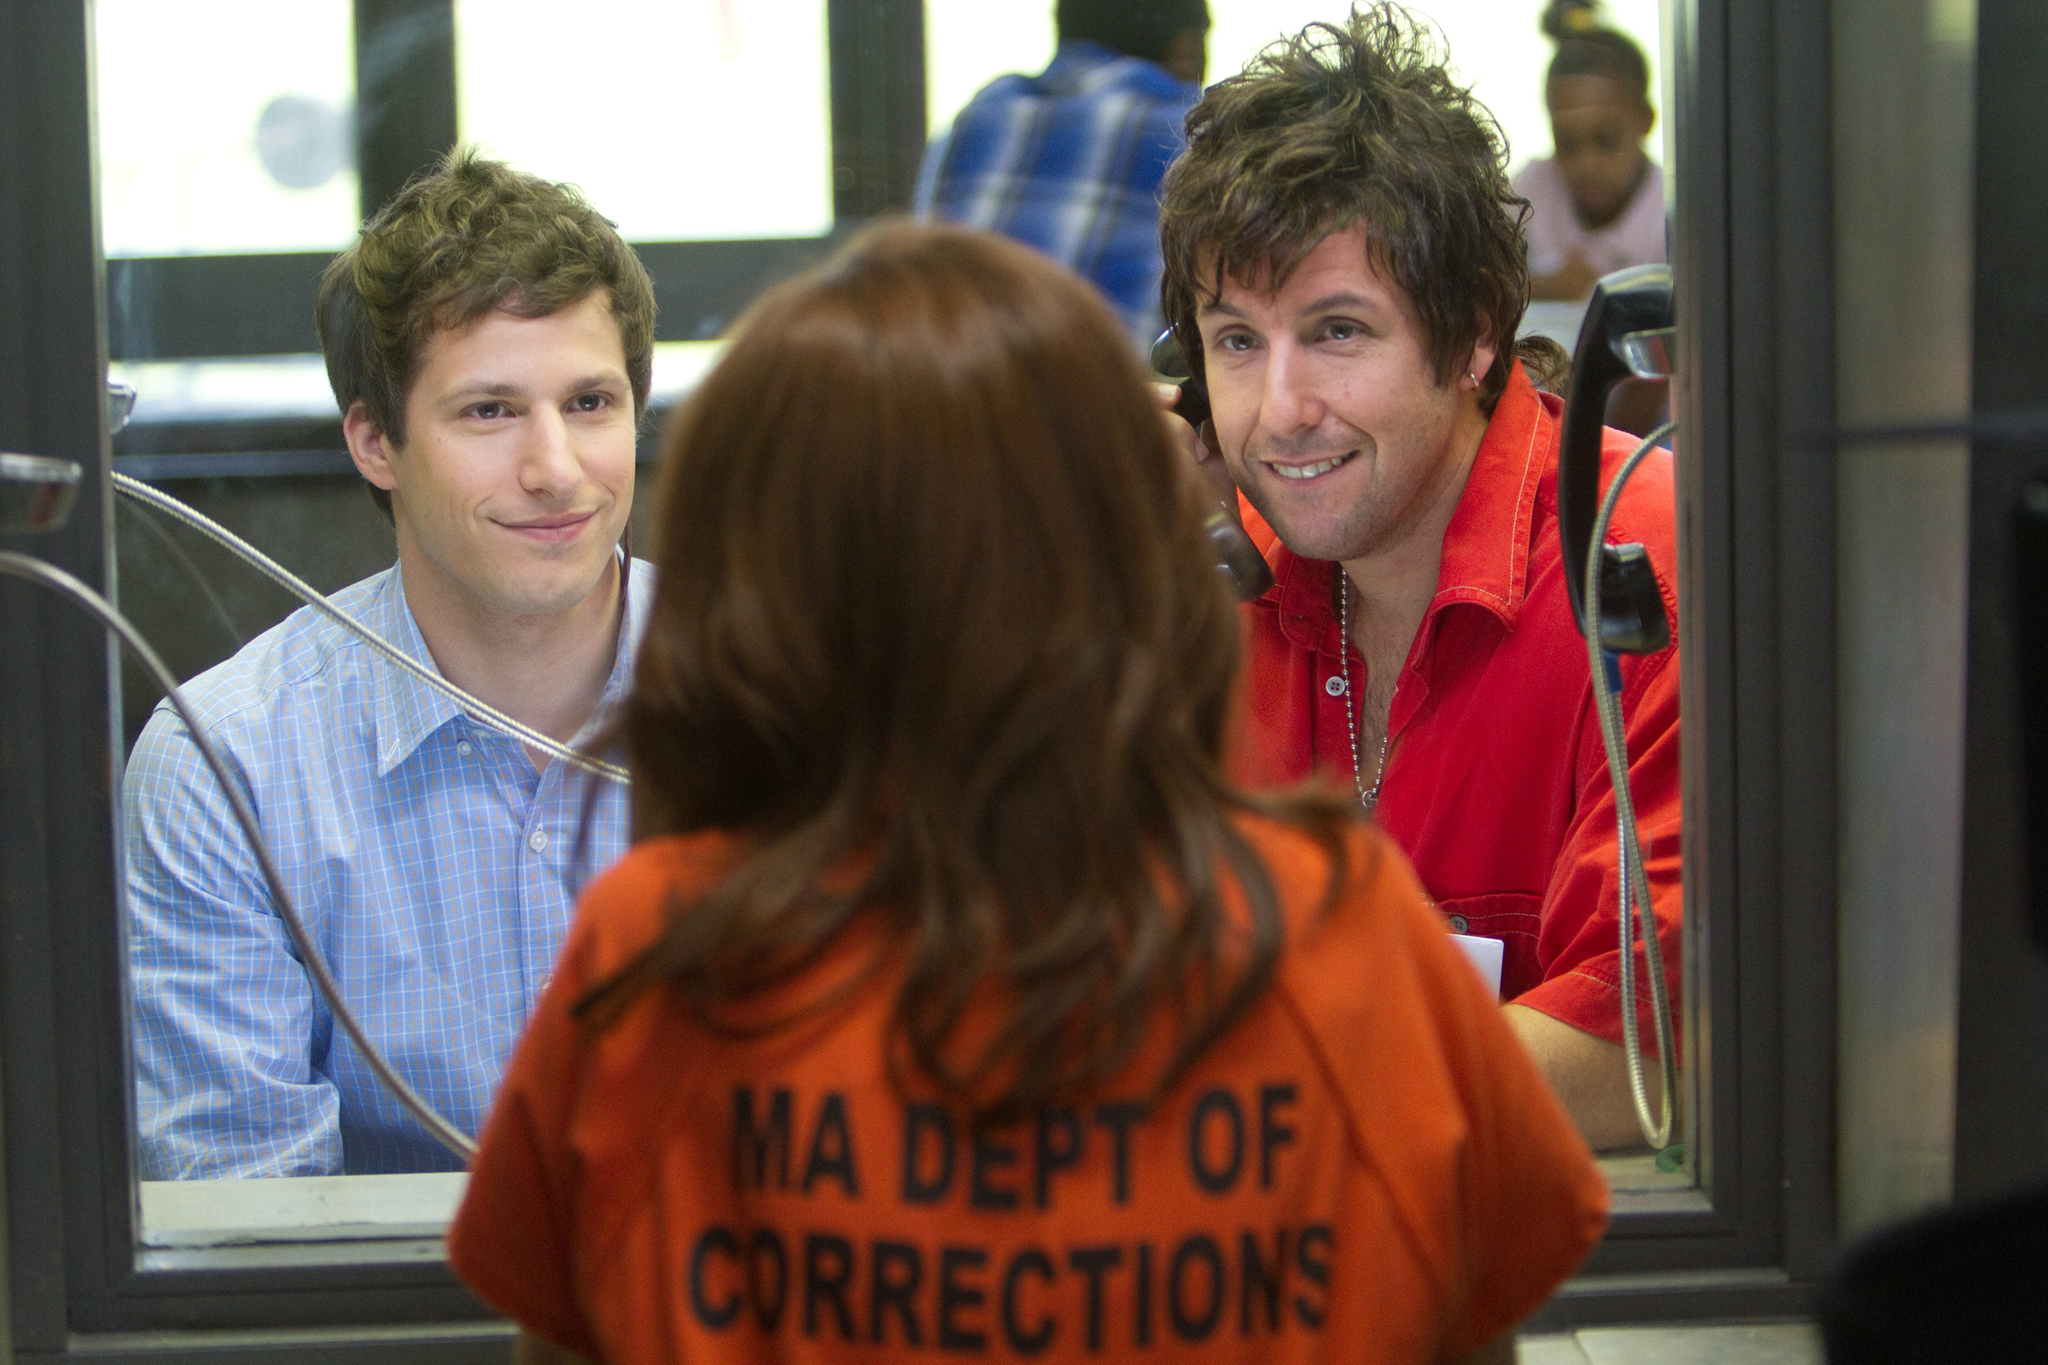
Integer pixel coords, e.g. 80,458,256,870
119,157,651,1198
455,0,832,241
924,0,1664,181
923,0,1682,1163
105,0,1686,1252
95,0,358,257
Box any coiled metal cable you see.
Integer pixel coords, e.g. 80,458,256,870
110,471,630,785
0,550,479,1162
1582,421,1681,1151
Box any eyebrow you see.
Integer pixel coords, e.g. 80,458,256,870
1297,291,1386,318
1197,291,1388,322
561,372,630,394
442,372,630,403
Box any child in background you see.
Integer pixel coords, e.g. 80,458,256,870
1517,0,1665,301
448,222,1607,1365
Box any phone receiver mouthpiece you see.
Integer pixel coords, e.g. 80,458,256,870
1208,508,1274,602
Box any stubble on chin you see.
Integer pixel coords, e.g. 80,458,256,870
1253,494,1389,565
1234,455,1390,566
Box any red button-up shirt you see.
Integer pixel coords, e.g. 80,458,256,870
1227,364,1682,1048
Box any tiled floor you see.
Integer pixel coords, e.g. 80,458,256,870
1522,1322,1824,1364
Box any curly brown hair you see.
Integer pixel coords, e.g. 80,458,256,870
316,148,657,521
1159,3,1558,412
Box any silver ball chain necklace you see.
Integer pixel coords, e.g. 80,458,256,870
1336,575,1391,814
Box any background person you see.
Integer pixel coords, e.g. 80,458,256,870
449,223,1607,1364
1517,0,1665,303
913,0,1210,347
1159,5,1682,1149
125,150,656,1177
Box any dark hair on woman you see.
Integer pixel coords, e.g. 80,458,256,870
1158,4,1545,416
1541,0,1650,104
581,221,1350,1123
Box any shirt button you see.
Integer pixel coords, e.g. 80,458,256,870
456,740,473,756
1325,675,1348,697
1448,914,1470,934
529,830,549,854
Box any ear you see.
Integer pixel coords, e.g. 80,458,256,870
343,400,400,492
1463,334,1501,392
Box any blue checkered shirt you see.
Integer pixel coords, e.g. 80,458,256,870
914,39,1200,346
125,559,652,1178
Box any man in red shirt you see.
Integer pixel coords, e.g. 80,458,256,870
1157,6,1680,1149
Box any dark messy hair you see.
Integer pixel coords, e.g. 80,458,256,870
1542,0,1651,104
1160,3,1560,412
316,147,657,522
580,222,1350,1123
1057,0,1210,65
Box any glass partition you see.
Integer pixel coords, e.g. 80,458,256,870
924,0,1662,166
95,0,359,257
923,0,1666,367
101,0,1689,1264
0,0,1872,1347
454,0,833,241
923,3,1053,137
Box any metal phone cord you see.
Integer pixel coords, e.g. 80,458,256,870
0,549,479,1162
1584,420,1681,1150
110,471,630,785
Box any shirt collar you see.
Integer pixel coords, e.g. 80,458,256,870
1042,39,1197,97
583,556,650,739
1252,361,1555,653
367,563,462,776
370,552,649,776
1427,361,1552,630
1046,39,1131,77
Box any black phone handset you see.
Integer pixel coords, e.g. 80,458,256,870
1558,263,1682,1156
1559,264,1678,653
1151,329,1276,602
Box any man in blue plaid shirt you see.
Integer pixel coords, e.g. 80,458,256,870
915,0,1210,347
124,152,657,1178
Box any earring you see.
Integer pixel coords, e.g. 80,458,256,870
1465,369,1479,389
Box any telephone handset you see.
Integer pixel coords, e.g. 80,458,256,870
1151,329,1276,603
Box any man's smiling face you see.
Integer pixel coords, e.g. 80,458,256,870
1197,224,1490,566
366,292,637,622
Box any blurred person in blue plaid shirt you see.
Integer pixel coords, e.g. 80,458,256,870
915,0,1210,347
124,150,658,1178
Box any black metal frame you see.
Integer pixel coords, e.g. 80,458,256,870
1524,0,1839,1322
0,0,1861,1353
1953,0,2048,1206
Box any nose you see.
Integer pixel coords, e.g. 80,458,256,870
1258,338,1325,437
519,405,581,501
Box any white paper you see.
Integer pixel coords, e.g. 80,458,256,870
1450,933,1505,1000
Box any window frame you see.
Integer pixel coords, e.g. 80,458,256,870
104,0,925,366
0,0,1845,1351
1955,0,2048,1204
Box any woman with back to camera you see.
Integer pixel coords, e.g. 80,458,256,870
1518,0,1665,302
448,222,1608,1364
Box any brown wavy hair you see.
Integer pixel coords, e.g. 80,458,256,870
582,222,1348,1121
316,147,657,522
1159,3,1566,412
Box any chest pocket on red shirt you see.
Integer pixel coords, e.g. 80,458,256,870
1434,892,1544,1002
